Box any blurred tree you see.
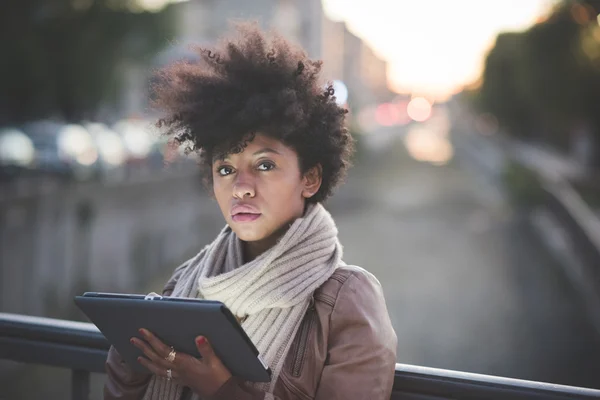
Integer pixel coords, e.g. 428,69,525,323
577,0,600,13
577,11,600,166
475,0,600,164
516,4,584,148
477,32,533,138
0,0,178,124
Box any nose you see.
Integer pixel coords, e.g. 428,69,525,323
232,173,255,199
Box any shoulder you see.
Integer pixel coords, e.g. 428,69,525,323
314,264,385,309
314,264,397,355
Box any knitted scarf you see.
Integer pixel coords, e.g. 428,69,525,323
143,203,342,400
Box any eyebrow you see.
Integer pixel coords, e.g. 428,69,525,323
215,147,282,163
253,147,282,156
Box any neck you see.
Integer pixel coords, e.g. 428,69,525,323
242,223,289,262
242,202,310,262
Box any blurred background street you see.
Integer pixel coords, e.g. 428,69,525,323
2,0,600,398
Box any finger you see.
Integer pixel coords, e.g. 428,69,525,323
139,329,172,359
131,337,170,368
137,356,166,376
195,336,215,361
137,357,181,381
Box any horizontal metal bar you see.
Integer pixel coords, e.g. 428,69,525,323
394,363,600,399
2,313,600,399
0,336,107,373
0,312,108,350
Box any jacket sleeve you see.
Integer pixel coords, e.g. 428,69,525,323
104,346,152,400
103,258,194,400
314,270,398,400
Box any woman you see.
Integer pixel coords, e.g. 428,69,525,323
104,23,397,400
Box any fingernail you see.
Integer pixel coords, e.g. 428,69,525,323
196,336,206,345
137,357,142,363
130,338,135,345
139,328,146,335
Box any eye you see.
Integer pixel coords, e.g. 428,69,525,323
216,165,234,176
257,161,275,171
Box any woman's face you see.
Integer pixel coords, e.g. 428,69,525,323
212,134,321,246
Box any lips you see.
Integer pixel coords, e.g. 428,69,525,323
231,203,261,223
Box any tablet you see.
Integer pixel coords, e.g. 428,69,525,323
74,292,271,382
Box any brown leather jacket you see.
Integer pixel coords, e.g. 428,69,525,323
104,264,398,400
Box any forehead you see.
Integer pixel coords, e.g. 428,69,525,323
218,133,294,159
242,134,286,150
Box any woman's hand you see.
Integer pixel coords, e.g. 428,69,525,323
131,328,232,397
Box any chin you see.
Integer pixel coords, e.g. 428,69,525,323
230,224,269,242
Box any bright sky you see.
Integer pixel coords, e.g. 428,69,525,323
322,0,556,100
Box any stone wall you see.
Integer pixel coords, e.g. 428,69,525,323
0,170,225,320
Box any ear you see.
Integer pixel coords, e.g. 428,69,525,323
302,164,323,199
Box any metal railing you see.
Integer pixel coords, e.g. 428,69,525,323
2,312,600,399
542,182,600,287
0,312,108,399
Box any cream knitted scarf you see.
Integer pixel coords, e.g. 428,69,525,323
144,203,342,400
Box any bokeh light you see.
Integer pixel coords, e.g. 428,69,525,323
407,97,432,122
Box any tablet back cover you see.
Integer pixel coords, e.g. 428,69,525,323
74,294,271,382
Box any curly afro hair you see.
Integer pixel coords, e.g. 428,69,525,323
151,22,354,203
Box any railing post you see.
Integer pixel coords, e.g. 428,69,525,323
72,369,91,400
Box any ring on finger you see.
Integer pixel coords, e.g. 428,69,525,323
167,368,173,381
165,347,176,363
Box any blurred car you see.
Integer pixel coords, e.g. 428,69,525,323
84,122,128,179
112,119,154,165
0,127,36,180
21,121,99,180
